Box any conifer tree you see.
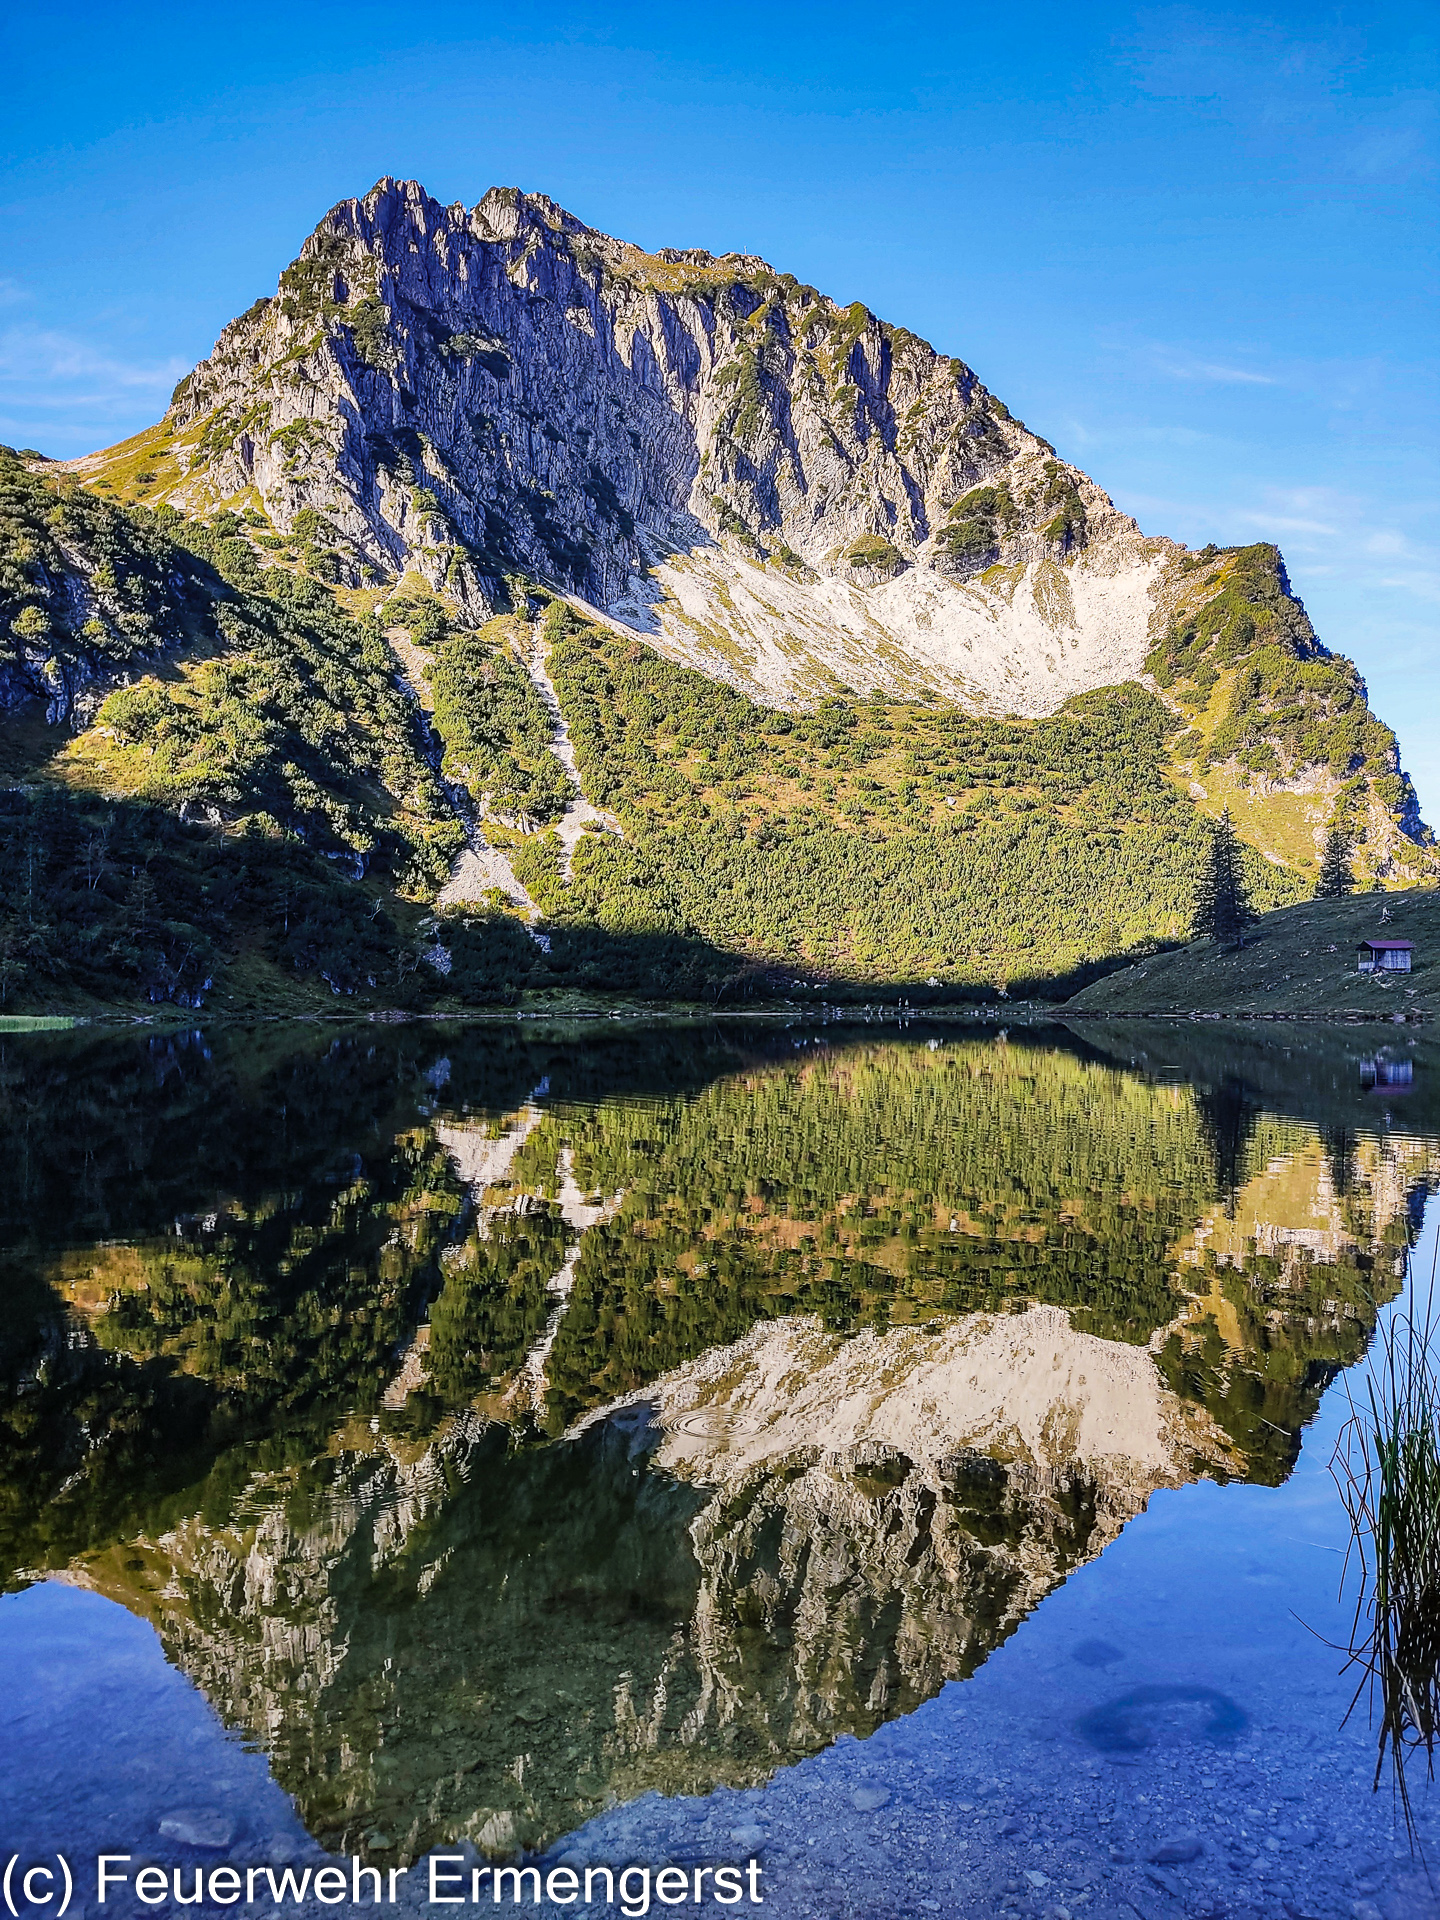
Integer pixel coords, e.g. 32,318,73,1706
1192,808,1254,946
1315,825,1354,898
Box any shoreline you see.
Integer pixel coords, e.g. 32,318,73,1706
2,1003,1428,1035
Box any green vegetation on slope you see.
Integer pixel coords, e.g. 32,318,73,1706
0,450,494,1009
936,483,1016,571
0,786,414,1008
2,450,1433,1013
1,449,461,882
1,450,206,706
1154,543,1432,886
425,612,572,825
1067,889,1440,1016
531,604,1302,988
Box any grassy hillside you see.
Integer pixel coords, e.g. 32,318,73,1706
1066,890,1440,1018
0,451,460,876
0,449,485,1012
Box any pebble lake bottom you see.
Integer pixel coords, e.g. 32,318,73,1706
3,1214,1436,1920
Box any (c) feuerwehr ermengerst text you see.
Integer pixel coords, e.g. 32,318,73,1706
5,1853,767,1916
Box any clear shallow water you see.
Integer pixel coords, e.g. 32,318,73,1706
559,1205,1439,1920
0,1019,1437,1918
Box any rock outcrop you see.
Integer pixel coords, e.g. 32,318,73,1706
87,179,1180,714
53,181,1435,895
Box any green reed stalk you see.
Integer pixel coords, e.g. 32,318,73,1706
1331,1247,1440,1851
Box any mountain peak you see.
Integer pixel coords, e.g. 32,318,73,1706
112,177,1165,715
61,182,1431,890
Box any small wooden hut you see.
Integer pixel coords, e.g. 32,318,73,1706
1356,939,1413,974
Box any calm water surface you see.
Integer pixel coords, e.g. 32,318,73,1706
0,1020,1436,1916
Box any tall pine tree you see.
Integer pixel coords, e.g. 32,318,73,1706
1315,825,1354,898
1193,808,1254,946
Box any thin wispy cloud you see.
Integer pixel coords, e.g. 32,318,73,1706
1095,329,1281,390
1231,485,1366,543
1231,508,1338,538
0,325,187,396
1049,414,1222,459
0,322,187,449
1153,354,1276,387
1364,530,1409,558
1100,481,1439,615
1378,567,1440,606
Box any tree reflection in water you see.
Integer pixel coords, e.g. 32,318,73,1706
0,1021,1435,1858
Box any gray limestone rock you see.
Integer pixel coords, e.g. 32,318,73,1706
144,179,1180,718
851,1788,892,1812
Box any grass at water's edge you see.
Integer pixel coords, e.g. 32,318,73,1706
1331,1247,1440,1852
1066,889,1440,1018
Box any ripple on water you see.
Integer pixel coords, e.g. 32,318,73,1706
666,1405,769,1440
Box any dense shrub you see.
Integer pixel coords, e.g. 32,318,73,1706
537,620,1303,988
429,618,572,825
937,484,1015,570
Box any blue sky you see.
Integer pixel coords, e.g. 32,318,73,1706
6,2,1437,810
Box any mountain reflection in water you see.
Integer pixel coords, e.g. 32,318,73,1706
0,1021,1435,1861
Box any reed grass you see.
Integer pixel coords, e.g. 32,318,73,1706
1331,1237,1440,1850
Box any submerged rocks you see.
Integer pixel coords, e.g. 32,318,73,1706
1071,1639,1125,1669
157,1809,236,1848
1076,1685,1249,1755
850,1788,891,1813
1147,1834,1204,1864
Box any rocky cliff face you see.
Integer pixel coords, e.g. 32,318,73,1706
57,179,1434,905
86,179,1179,715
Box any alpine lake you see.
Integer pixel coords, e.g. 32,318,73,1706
1,1018,1436,1920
